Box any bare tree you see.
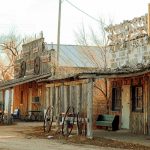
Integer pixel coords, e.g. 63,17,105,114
75,18,111,113
0,30,22,80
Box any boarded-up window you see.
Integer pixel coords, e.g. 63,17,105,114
132,86,143,112
112,87,121,111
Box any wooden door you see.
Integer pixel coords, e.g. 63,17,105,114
121,85,130,129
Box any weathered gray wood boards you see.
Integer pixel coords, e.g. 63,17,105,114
45,79,94,138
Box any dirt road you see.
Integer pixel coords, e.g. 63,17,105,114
0,122,123,150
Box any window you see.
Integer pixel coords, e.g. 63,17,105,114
112,87,121,111
132,86,143,112
32,97,40,103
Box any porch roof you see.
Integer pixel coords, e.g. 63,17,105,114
78,65,150,79
1,65,150,90
36,65,150,84
0,73,51,90
38,73,80,82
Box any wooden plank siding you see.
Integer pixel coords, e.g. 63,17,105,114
109,75,150,134
13,82,46,117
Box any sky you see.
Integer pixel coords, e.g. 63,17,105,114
0,0,150,45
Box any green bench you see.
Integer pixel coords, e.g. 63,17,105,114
96,114,119,131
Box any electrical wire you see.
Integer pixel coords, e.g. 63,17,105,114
65,0,107,26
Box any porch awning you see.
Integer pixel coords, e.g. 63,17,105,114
0,73,51,90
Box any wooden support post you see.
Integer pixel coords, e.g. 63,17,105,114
50,87,53,107
56,86,61,130
148,4,150,36
76,85,80,135
63,86,67,112
55,86,59,126
69,86,72,107
87,79,93,139
147,77,150,135
28,88,32,116
4,88,13,124
60,85,64,113
76,85,80,113
46,87,49,108
144,79,148,134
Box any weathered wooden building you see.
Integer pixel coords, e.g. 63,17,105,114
0,33,98,128
1,5,150,138
97,5,150,135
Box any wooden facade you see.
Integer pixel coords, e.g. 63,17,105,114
108,74,150,134
13,82,46,118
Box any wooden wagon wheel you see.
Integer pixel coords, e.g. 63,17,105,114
34,56,40,75
77,112,87,136
43,106,53,132
20,61,26,77
62,106,75,137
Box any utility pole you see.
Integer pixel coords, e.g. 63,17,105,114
57,0,62,66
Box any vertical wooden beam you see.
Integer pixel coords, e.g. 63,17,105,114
8,88,12,115
50,87,53,107
60,85,64,113
147,77,150,135
76,85,80,113
69,86,72,107
28,88,32,116
46,87,49,108
87,79,93,139
63,86,67,112
4,88,13,124
148,4,150,36
144,79,148,134
82,84,85,111
10,88,14,114
56,86,61,129
55,86,59,126
76,85,81,135
2,90,5,112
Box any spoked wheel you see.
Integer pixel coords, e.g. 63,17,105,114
62,106,75,137
77,112,87,136
43,106,53,132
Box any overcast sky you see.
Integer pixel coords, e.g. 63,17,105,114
0,0,149,44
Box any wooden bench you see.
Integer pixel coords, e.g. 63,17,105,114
96,114,119,131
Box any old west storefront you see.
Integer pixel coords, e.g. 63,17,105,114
0,35,53,121
103,69,150,135
0,35,96,127
76,67,150,135
2,64,150,136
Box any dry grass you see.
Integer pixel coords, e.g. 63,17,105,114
19,126,150,150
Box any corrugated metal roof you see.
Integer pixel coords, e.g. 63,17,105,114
46,44,103,67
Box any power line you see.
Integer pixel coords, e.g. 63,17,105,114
65,0,100,23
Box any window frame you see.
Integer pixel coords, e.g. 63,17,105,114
132,85,143,112
112,87,121,111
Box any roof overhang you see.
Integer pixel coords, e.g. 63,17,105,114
0,73,51,90
78,69,150,79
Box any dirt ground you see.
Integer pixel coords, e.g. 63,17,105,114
30,126,150,150
0,122,150,150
